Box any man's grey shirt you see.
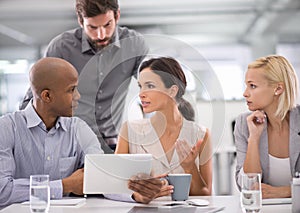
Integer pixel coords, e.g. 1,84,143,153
20,26,149,152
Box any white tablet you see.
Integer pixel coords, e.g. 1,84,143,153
83,154,152,194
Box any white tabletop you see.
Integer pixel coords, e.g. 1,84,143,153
0,195,291,213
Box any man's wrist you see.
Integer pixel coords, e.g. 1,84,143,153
62,178,71,195
49,179,64,199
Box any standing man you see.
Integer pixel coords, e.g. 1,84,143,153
19,0,149,153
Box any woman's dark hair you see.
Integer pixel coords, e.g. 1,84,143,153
139,57,195,121
76,0,119,25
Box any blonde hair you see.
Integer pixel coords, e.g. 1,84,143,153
248,55,298,120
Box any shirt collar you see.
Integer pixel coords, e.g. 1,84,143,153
81,25,121,53
111,27,121,48
24,102,67,131
81,31,93,53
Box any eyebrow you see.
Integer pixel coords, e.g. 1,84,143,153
104,20,112,26
87,19,113,28
67,84,77,90
138,80,155,85
245,80,254,83
144,81,155,84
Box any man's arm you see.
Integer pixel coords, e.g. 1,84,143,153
0,124,63,206
0,145,64,206
0,117,28,206
0,152,28,206
74,118,104,154
62,168,84,195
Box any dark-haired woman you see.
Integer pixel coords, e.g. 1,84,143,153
116,57,212,200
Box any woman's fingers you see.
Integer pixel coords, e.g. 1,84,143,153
175,139,191,159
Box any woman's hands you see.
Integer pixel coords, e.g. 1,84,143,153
175,139,202,172
243,110,266,174
247,110,267,141
129,173,173,204
261,183,291,198
174,137,212,195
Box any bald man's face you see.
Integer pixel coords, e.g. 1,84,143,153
30,57,81,120
50,73,80,117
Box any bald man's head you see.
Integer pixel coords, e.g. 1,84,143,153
30,57,78,98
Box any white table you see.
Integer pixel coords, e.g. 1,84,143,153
0,196,291,213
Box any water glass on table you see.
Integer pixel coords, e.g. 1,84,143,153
240,173,262,213
30,174,50,213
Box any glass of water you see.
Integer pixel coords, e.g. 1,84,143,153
241,173,262,213
30,175,50,213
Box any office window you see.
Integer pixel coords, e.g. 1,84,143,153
0,60,30,114
209,61,244,100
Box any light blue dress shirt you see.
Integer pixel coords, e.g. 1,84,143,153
0,103,103,207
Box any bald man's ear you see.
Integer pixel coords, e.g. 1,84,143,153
40,89,52,103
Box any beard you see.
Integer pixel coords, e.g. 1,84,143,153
87,36,112,51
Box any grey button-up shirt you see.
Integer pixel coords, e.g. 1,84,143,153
20,26,149,152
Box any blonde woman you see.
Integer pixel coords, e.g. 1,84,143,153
235,55,300,198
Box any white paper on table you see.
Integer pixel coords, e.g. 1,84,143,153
262,198,292,205
21,198,86,206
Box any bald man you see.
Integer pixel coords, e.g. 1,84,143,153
0,57,103,207
0,57,163,208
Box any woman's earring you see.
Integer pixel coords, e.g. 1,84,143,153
275,92,278,95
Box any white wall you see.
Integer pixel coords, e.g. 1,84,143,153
196,100,248,195
196,100,248,150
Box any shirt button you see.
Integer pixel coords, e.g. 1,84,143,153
100,72,103,76
47,156,51,161
98,106,102,110
99,90,102,94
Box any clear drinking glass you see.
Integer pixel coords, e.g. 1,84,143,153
240,173,262,213
30,175,50,213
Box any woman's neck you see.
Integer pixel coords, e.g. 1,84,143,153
266,112,289,132
152,107,182,126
